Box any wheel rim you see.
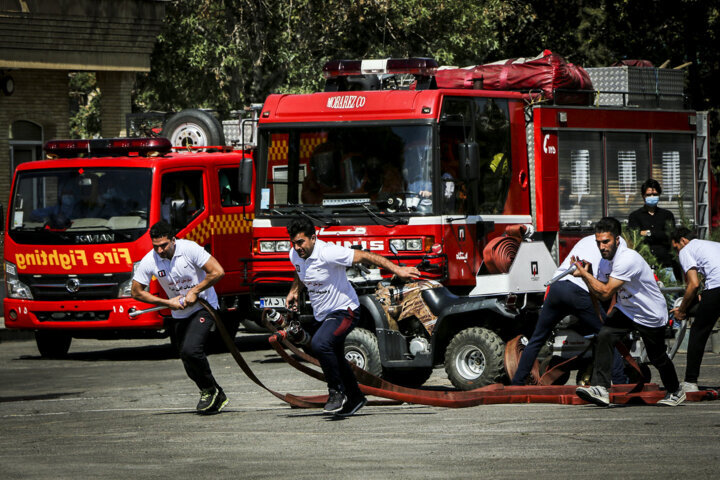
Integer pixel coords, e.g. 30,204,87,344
454,345,486,380
345,349,366,369
170,122,208,147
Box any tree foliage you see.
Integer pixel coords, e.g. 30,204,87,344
130,0,718,158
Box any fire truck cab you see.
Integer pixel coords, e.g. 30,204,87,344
3,137,255,357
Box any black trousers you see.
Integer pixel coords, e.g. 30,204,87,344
511,281,626,385
173,308,219,391
685,287,720,384
593,308,679,392
308,308,362,399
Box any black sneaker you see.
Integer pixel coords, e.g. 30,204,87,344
323,389,347,414
196,387,218,413
335,395,367,417
202,388,228,415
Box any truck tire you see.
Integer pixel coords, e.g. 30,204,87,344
344,327,382,377
162,109,225,148
383,368,433,388
444,327,505,390
35,331,72,358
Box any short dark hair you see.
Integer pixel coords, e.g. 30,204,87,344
150,221,175,240
287,218,316,239
671,226,696,243
595,217,622,237
640,178,662,196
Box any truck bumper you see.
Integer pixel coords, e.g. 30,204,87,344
3,298,167,331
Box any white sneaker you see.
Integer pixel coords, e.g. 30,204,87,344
681,381,699,393
657,388,686,407
576,385,610,407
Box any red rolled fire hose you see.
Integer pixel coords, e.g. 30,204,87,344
203,299,719,409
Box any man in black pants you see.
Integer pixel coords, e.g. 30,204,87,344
574,217,684,407
285,218,420,416
131,221,228,414
511,234,627,386
670,227,720,393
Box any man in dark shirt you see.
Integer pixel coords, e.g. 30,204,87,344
628,178,679,279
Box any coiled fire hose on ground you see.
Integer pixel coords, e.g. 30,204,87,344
199,299,719,408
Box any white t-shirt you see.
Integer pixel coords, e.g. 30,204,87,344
678,239,720,290
134,239,219,319
556,235,625,291
290,239,359,322
608,243,668,328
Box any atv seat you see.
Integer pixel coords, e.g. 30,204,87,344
422,288,463,316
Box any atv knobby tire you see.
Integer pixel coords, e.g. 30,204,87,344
444,327,505,390
344,327,382,377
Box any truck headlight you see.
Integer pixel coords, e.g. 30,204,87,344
4,261,33,299
117,262,140,298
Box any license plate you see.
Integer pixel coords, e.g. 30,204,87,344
259,297,285,308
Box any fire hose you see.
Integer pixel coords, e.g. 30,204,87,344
188,299,719,408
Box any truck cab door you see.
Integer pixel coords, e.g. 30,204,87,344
158,168,208,244
210,163,255,297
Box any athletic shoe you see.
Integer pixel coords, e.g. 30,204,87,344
196,387,218,413
657,388,686,407
575,385,610,407
203,388,228,415
680,381,699,393
335,395,367,417
323,389,347,414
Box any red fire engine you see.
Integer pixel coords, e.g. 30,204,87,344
3,137,255,357
248,54,710,313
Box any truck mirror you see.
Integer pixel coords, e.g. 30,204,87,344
238,158,253,196
170,199,187,228
459,142,479,181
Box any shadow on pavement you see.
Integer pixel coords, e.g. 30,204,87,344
0,392,83,403
15,333,272,362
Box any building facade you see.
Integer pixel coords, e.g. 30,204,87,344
0,0,166,211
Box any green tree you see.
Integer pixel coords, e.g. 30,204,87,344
134,0,534,114
69,72,101,139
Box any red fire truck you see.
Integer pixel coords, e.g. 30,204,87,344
3,136,255,357
248,55,709,329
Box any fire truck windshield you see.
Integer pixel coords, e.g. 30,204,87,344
9,167,152,244
259,124,434,214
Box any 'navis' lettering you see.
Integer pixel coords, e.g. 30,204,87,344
15,248,132,271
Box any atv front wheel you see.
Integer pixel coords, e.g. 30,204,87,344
444,327,505,390
344,328,382,377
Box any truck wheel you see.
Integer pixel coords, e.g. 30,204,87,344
538,355,571,385
162,109,225,148
344,328,382,377
626,362,651,384
384,368,433,388
444,327,505,390
35,331,72,358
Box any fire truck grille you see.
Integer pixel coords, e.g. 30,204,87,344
19,273,131,301
34,311,111,322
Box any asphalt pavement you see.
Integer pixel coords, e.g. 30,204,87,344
1,332,720,480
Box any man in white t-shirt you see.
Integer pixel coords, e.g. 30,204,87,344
131,221,227,414
670,227,720,393
511,235,627,385
285,218,420,416
573,217,684,407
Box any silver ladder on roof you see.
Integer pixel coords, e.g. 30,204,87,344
695,111,710,239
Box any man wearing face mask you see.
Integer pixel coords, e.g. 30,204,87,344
628,179,679,279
